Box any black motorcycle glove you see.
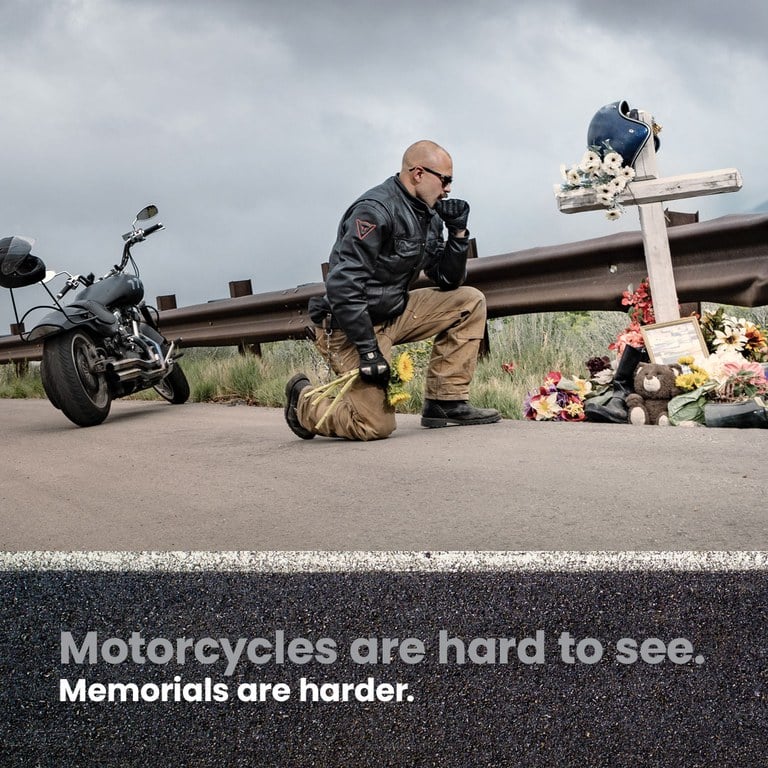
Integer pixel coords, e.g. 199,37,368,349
358,348,391,389
434,198,470,235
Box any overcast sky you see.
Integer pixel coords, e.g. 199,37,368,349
1,0,767,332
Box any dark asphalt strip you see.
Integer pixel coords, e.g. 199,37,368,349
0,552,766,767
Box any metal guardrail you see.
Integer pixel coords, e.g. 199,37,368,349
2,213,767,364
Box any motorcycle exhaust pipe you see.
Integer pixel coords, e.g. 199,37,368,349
104,357,171,383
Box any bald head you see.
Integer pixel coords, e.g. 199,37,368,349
399,140,454,207
401,140,451,173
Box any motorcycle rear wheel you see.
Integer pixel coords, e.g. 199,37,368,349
153,363,190,404
44,329,111,427
39,356,62,410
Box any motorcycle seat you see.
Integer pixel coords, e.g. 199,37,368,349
66,300,119,333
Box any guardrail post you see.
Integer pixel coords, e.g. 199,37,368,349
9,324,28,376
229,280,261,356
229,280,253,298
10,324,26,376
157,295,177,311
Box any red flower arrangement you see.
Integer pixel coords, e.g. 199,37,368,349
609,278,655,356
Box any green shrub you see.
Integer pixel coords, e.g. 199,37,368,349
0,363,47,399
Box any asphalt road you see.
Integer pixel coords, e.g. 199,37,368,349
2,398,766,550
2,563,766,766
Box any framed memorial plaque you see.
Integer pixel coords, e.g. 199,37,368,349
640,317,709,365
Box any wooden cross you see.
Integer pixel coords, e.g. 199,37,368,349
554,111,743,322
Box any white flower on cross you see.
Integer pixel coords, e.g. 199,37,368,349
559,145,637,220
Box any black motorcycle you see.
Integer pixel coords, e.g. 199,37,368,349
0,205,189,426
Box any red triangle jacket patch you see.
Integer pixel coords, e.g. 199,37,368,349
355,219,377,240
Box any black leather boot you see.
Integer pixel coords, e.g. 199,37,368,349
284,373,315,439
584,345,649,424
421,399,501,428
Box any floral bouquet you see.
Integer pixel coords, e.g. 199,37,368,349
306,350,417,430
699,307,768,362
558,149,636,220
667,309,768,426
523,370,591,422
668,350,768,425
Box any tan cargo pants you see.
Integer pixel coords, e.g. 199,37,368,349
297,285,487,440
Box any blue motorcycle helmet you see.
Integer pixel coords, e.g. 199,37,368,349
0,236,46,289
587,100,660,167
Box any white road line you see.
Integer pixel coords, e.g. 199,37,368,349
1,551,767,571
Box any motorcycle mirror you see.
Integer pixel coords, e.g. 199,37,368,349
136,205,159,222
42,270,59,284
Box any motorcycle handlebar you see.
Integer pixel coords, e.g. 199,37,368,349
122,222,164,245
142,223,164,237
57,280,75,300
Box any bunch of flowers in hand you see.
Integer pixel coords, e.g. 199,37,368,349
387,351,415,407
699,307,768,362
304,350,417,430
559,148,636,220
523,370,591,422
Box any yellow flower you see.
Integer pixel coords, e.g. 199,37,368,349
678,355,694,366
395,352,414,383
564,401,584,417
388,391,410,407
572,376,592,398
675,370,710,392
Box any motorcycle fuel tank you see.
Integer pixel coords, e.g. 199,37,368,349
77,273,144,308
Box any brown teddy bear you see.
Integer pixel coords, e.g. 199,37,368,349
625,362,683,426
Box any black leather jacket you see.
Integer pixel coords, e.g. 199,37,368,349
308,175,469,354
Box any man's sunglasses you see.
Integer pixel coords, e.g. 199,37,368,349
409,166,453,187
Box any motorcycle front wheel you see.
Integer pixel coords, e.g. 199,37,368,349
44,329,111,427
153,363,190,404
